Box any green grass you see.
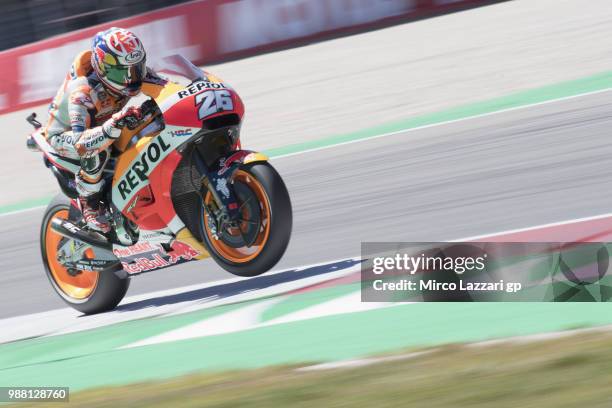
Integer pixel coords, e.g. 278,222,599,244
9,330,612,408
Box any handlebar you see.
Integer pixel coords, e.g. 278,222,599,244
26,112,42,129
140,99,160,118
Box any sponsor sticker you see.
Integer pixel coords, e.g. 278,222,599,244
170,129,193,137
116,134,172,201
120,241,200,274
113,241,160,258
177,80,227,99
125,50,144,63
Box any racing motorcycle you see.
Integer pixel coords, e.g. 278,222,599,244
26,55,292,314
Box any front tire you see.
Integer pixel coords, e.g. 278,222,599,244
200,163,292,277
40,194,130,314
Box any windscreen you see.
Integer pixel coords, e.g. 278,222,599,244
151,54,204,85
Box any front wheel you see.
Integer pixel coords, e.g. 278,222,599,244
40,194,130,314
200,163,292,277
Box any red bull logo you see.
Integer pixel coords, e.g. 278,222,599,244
169,241,200,263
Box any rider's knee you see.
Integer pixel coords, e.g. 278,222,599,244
76,150,109,197
76,173,105,197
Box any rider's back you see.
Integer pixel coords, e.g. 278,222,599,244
46,50,128,138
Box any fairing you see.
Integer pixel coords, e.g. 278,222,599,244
107,55,250,274
32,55,263,276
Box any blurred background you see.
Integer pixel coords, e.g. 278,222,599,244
0,0,191,50
2,0,612,406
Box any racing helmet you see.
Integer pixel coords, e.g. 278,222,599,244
91,27,146,97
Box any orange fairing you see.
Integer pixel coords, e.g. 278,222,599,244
142,81,184,104
124,150,183,230
113,81,185,153
203,71,224,84
113,135,154,181
113,119,153,153
113,138,184,231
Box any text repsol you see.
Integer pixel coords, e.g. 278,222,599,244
117,136,171,200
178,81,227,99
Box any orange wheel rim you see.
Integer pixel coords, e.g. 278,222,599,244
45,209,99,299
203,170,271,263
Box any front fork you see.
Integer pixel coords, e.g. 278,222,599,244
192,150,241,223
191,148,269,239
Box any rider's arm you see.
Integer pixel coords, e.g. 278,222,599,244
68,83,139,156
67,84,113,156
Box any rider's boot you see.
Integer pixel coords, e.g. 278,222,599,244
78,196,111,234
75,150,111,235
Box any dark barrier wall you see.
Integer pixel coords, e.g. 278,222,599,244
0,0,500,114
0,0,191,51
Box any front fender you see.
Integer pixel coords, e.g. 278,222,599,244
242,151,269,165
204,149,269,221
218,150,269,176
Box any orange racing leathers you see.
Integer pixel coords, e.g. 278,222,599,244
45,50,164,199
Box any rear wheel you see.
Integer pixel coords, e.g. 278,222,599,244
200,163,292,276
40,194,130,314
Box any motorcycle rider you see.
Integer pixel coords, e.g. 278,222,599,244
44,27,163,234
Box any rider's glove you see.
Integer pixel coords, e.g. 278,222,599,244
113,106,143,131
102,106,143,139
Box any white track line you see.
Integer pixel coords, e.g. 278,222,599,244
296,350,434,372
2,208,609,340
2,86,611,218
271,87,612,160
2,89,610,339
451,212,612,242
0,257,361,344
2,209,610,340
122,291,403,349
0,205,46,217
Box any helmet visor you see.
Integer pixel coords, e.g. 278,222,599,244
103,60,146,93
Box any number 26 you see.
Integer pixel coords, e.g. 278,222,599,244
195,90,233,120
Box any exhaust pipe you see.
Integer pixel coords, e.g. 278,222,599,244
50,218,126,276
50,218,113,252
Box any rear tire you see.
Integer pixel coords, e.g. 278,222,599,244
40,194,130,314
200,163,292,277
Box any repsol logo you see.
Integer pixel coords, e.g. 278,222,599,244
178,81,227,98
117,136,171,200
85,134,105,149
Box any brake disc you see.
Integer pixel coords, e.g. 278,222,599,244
218,181,261,248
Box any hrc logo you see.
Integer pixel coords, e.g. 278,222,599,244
170,129,193,138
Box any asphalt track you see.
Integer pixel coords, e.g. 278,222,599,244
5,0,612,208
1,90,612,319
